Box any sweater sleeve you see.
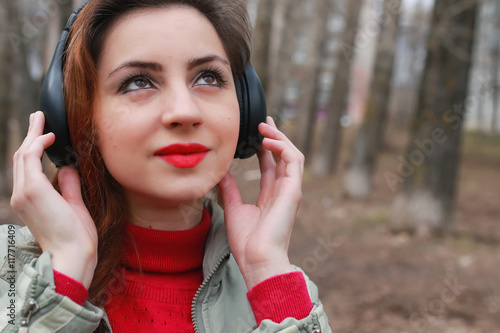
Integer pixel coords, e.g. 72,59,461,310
53,269,89,306
246,271,313,325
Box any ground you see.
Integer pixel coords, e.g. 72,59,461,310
235,127,500,333
1,128,498,333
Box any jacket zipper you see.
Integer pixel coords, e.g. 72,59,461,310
15,273,40,333
191,250,230,333
13,274,55,333
16,299,38,333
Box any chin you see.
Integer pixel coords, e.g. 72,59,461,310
147,178,219,205
117,157,230,207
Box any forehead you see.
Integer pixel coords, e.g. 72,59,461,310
99,6,228,69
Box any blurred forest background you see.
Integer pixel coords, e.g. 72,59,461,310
0,0,499,332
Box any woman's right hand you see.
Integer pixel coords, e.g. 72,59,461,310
10,111,97,289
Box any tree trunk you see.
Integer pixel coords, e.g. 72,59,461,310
11,2,41,137
251,0,274,91
491,0,500,134
343,0,402,198
44,1,62,71
265,0,288,121
295,0,330,159
313,0,364,175
388,2,430,129
4,2,50,184
265,0,302,124
73,0,86,8
390,0,478,234
0,2,13,197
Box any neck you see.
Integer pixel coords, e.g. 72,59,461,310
127,196,204,231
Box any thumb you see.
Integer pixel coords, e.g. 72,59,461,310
58,166,84,206
218,172,242,213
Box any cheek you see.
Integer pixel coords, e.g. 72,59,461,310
93,99,140,151
93,106,128,160
227,99,241,139
96,118,118,143
94,109,115,150
222,113,240,147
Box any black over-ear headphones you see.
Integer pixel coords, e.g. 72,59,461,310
40,0,266,167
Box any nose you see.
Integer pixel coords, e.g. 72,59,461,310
161,84,204,129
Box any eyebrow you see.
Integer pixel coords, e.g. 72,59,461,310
107,54,230,79
107,61,163,79
187,54,230,70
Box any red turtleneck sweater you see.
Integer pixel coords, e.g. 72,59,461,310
53,209,312,332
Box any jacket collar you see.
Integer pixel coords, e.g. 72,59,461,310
202,198,231,278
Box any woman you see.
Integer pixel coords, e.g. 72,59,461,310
1,0,331,332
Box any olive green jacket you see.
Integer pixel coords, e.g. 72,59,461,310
0,200,331,332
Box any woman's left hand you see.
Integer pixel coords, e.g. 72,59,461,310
218,116,305,290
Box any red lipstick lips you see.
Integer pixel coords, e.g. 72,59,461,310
154,143,209,168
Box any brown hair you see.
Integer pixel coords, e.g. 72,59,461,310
56,0,251,309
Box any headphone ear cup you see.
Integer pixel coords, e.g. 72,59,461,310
40,29,76,167
234,63,267,159
40,4,88,167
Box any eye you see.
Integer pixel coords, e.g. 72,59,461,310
197,74,217,85
194,68,228,88
118,74,156,94
124,78,153,92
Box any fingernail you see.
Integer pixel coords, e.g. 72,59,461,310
29,113,34,126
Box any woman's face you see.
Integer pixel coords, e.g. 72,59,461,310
93,6,240,208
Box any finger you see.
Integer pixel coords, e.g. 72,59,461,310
259,118,289,143
58,166,96,242
12,148,23,200
260,138,285,177
261,138,296,165
19,112,45,150
260,122,304,174
218,172,243,213
23,133,56,177
267,116,278,128
258,122,282,164
262,137,303,180
265,116,289,167
13,112,51,200
17,112,52,173
259,118,302,151
58,166,83,205
258,121,300,156
28,113,35,132
18,134,57,209
257,146,276,190
12,133,56,219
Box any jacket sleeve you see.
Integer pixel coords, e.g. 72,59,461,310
251,266,332,333
0,225,103,333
